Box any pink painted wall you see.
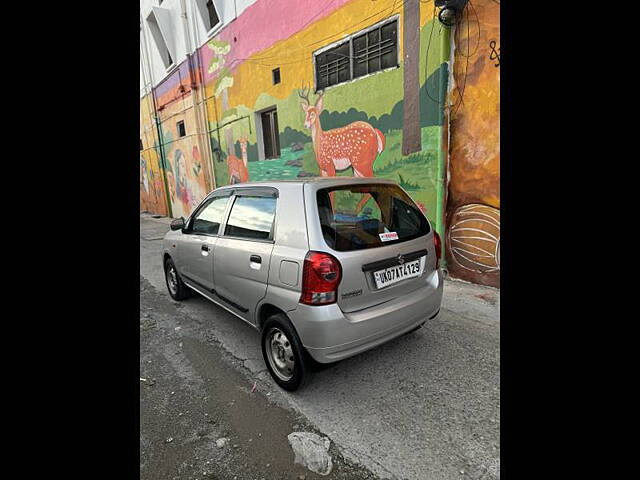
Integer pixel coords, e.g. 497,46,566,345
200,0,351,83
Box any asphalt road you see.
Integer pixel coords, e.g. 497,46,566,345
140,215,500,480
141,275,374,480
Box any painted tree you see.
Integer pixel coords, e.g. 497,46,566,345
402,0,421,155
207,39,236,158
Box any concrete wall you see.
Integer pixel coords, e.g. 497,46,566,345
140,0,257,93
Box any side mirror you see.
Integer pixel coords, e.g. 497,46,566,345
170,217,185,231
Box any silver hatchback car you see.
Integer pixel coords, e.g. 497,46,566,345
162,178,443,390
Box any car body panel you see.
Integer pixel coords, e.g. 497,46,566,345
176,233,218,292
162,178,444,364
302,179,438,313
289,269,443,362
213,236,274,323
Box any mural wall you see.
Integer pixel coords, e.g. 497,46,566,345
197,0,451,236
140,93,168,216
445,0,500,288
153,61,215,219
140,0,501,288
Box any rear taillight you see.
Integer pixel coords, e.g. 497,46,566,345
433,231,442,269
300,251,342,305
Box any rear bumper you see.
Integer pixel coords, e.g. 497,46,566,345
288,269,444,363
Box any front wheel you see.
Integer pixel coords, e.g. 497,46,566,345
261,314,309,391
164,257,189,301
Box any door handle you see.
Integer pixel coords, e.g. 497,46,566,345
250,255,262,264
201,245,210,252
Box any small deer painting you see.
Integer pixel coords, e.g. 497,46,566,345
227,137,249,184
298,86,385,179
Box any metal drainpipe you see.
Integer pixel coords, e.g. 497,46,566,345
190,3,220,187
182,0,218,192
141,12,173,218
151,90,173,218
436,21,454,271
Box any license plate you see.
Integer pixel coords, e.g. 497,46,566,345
373,257,425,289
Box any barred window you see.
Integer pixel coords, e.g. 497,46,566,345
315,41,350,90
314,18,398,91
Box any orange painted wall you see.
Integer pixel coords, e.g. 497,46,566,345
445,0,500,288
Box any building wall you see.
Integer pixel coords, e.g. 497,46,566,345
140,93,169,216
140,0,258,89
140,0,501,287
445,0,500,288
197,0,451,238
155,82,212,219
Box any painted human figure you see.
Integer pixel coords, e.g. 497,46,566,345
140,156,149,193
174,149,194,213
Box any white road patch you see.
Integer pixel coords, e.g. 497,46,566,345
215,437,229,448
287,432,333,476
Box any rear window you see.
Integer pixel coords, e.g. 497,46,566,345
316,184,430,251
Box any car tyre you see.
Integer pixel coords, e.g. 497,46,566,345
261,313,309,391
164,257,189,301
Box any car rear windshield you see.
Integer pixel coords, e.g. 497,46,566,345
316,183,431,251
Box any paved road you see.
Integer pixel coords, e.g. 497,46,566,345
140,215,500,480
141,276,374,480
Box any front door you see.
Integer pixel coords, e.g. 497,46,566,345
214,190,277,324
260,108,281,159
177,193,232,292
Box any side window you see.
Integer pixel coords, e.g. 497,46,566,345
224,195,277,241
191,196,230,235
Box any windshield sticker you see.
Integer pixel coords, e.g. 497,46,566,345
379,232,399,242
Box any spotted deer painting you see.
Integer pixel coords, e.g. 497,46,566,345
298,87,385,179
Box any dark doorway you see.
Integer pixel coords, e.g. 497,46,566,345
261,108,280,159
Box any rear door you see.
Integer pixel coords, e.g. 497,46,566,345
176,192,231,292
213,188,277,324
315,183,436,313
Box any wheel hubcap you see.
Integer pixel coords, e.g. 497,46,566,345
167,265,178,295
265,328,295,381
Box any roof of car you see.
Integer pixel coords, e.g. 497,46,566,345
215,177,397,189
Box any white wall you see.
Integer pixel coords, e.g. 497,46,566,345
139,0,257,98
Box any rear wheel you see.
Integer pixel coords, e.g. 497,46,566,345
261,314,309,391
164,257,189,301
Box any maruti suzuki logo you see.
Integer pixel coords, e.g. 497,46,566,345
397,254,405,265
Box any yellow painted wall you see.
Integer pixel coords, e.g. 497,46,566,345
445,0,500,288
140,94,168,216
205,0,439,118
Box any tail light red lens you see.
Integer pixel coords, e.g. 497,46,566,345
300,251,342,305
433,231,442,269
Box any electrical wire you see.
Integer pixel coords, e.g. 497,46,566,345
297,0,338,33
449,5,467,114
422,3,445,106
456,0,481,58
451,1,472,117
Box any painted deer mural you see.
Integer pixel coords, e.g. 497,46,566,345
227,137,249,184
299,86,385,211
